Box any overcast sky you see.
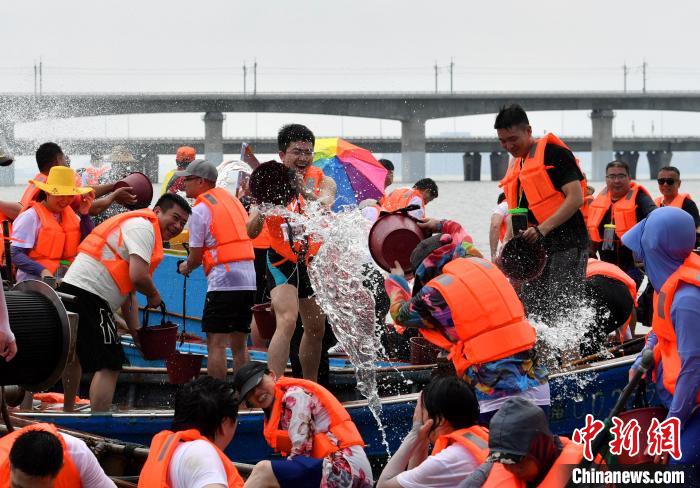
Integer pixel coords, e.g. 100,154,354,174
4,0,700,149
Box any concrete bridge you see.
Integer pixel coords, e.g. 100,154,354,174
11,135,690,182
4,91,700,180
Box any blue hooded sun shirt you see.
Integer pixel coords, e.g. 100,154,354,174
622,206,700,428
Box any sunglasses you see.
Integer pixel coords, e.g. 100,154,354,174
657,178,677,186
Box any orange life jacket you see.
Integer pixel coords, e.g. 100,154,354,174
581,195,594,222
301,165,324,195
655,193,691,209
381,187,425,214
423,257,537,376
138,429,244,488
195,187,254,275
431,425,490,463
83,165,109,186
263,377,365,458
499,133,586,225
481,437,583,488
651,252,700,403
252,222,271,249
0,423,81,488
586,258,638,306
587,182,652,243
78,209,164,295
267,198,322,265
26,202,81,274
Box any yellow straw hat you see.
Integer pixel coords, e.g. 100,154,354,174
30,166,93,196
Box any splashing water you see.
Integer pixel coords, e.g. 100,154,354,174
260,202,392,454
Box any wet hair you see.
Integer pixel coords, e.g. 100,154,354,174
658,166,680,177
422,375,479,430
378,158,395,171
172,376,240,440
9,430,63,478
605,160,630,176
278,124,315,152
154,193,192,215
414,178,438,199
494,104,529,130
497,192,506,204
35,142,63,172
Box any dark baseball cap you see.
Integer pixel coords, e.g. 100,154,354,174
232,361,268,401
174,159,218,182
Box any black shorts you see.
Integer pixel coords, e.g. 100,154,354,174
202,290,255,334
57,282,126,373
266,249,315,299
254,247,270,304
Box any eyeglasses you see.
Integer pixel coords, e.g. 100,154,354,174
605,173,629,181
657,178,677,186
287,149,314,157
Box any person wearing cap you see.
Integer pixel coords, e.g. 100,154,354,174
496,105,589,325
385,219,549,423
377,376,488,488
177,160,256,379
10,166,95,283
234,362,372,488
459,397,584,487
623,207,700,470
246,125,335,382
58,193,191,412
162,146,196,196
381,178,438,220
138,376,245,488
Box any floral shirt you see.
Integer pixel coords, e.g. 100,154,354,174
279,386,373,488
384,220,548,402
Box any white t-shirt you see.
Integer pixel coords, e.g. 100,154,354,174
168,439,228,488
478,383,551,414
63,433,117,487
63,217,156,311
492,201,508,217
188,203,256,292
407,195,426,220
396,444,480,488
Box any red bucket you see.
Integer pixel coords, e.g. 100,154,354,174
615,407,668,464
369,213,425,273
252,303,276,340
409,336,440,365
113,171,154,209
166,352,204,384
139,304,179,360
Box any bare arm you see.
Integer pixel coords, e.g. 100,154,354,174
489,214,504,260
247,207,264,239
0,201,21,221
90,182,115,198
89,187,137,216
178,247,203,276
128,254,162,307
317,175,337,208
522,180,583,243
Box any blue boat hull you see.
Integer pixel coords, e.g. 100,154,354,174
19,356,659,464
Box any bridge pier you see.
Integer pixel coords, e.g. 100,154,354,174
647,150,673,179
490,151,510,181
204,112,225,165
614,151,640,179
462,152,482,181
590,109,615,181
400,118,426,182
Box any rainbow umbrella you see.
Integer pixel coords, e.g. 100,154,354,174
313,137,388,212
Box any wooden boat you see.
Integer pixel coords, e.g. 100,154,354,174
13,354,660,465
